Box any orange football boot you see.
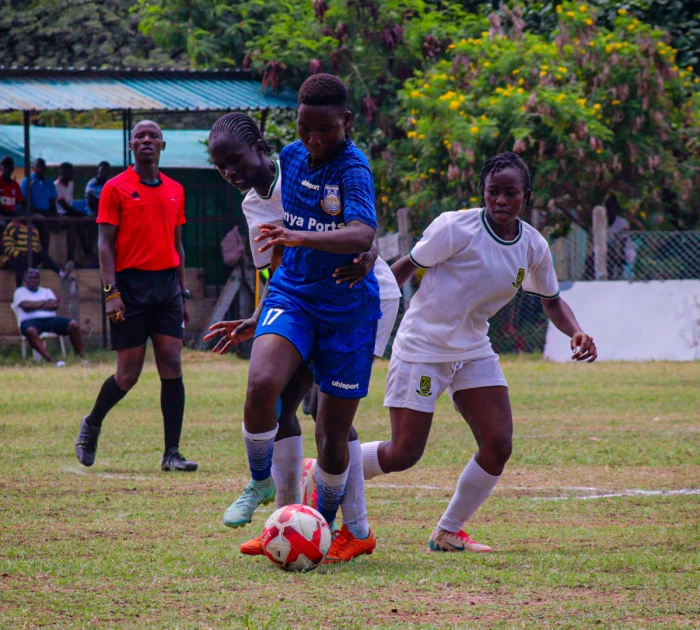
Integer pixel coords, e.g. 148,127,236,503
323,524,377,564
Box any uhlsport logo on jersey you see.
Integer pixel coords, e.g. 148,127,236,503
416,375,432,397
512,267,525,288
321,184,341,216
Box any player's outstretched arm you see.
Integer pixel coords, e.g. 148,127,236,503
255,220,375,255
541,296,597,362
391,255,419,289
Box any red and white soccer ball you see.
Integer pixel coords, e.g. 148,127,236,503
261,504,331,572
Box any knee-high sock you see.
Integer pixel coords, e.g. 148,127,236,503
161,377,185,452
86,375,127,428
316,465,348,527
242,423,278,482
361,440,386,480
340,438,370,539
271,435,303,508
437,456,500,533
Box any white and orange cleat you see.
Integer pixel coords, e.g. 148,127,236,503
428,527,493,553
323,524,377,564
239,533,264,556
300,457,317,509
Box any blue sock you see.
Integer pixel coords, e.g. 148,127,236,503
316,465,349,527
242,424,278,482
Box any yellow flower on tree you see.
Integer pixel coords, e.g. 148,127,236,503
449,100,460,110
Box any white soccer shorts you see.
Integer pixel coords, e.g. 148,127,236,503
383,354,508,413
374,296,400,358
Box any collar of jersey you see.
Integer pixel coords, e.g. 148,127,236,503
258,161,279,200
480,208,522,246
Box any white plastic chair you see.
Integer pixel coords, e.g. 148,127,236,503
10,303,67,360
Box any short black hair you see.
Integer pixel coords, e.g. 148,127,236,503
478,151,532,206
0,156,14,167
59,162,73,170
35,158,46,167
98,161,110,168
298,74,348,110
209,113,273,154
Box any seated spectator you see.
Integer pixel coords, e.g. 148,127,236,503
21,158,58,253
85,161,110,215
55,162,97,265
12,268,86,366
1,217,73,288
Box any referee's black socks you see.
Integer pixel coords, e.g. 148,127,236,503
86,375,128,428
161,376,185,453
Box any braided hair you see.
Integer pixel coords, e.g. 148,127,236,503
209,113,273,155
478,151,532,207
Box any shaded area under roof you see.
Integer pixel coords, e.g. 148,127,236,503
0,125,212,169
0,68,297,112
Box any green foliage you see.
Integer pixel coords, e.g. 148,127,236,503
0,0,182,69
387,2,700,231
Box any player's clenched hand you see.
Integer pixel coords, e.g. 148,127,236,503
106,295,126,324
333,251,377,288
254,224,305,252
571,332,597,362
203,318,258,354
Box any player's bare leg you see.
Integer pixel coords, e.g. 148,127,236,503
224,334,302,527
429,386,512,553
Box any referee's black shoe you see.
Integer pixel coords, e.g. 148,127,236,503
75,416,101,467
161,448,198,472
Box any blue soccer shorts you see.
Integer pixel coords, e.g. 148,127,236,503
254,294,377,399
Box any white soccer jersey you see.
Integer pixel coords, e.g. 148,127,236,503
241,161,400,301
241,161,284,270
393,208,559,363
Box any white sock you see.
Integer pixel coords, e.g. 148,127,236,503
361,441,385,480
437,456,501,534
316,464,348,527
340,439,370,539
271,435,303,508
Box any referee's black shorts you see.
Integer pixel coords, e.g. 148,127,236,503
110,268,184,351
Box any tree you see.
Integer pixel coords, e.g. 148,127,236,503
385,2,700,231
0,0,183,69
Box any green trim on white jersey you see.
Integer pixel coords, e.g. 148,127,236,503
480,208,522,246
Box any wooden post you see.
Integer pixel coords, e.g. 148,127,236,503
592,205,608,280
396,207,413,309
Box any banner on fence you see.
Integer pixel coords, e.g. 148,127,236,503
544,280,700,362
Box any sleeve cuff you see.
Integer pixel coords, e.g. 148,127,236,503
408,251,429,269
523,289,560,299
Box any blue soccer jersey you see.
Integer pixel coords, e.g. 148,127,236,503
271,139,381,328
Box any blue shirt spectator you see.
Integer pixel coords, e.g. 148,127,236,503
85,161,111,215
20,158,57,214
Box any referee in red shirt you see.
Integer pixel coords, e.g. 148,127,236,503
75,120,197,472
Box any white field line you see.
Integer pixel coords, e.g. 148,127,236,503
534,488,700,501
63,466,147,481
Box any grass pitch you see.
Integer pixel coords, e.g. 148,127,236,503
1,352,699,628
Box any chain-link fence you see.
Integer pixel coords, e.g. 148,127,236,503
497,227,700,355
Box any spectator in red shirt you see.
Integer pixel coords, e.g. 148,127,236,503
1,156,24,217
74,120,197,473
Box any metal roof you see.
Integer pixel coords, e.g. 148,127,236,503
0,68,297,112
0,125,212,169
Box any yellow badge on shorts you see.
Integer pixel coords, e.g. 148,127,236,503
512,267,525,288
416,375,432,397
320,184,341,216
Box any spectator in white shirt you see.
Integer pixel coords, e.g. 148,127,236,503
12,268,86,366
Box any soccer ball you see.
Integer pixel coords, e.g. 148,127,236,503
261,504,331,572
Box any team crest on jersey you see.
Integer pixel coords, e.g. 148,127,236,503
320,184,342,216
416,375,432,397
512,267,525,288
